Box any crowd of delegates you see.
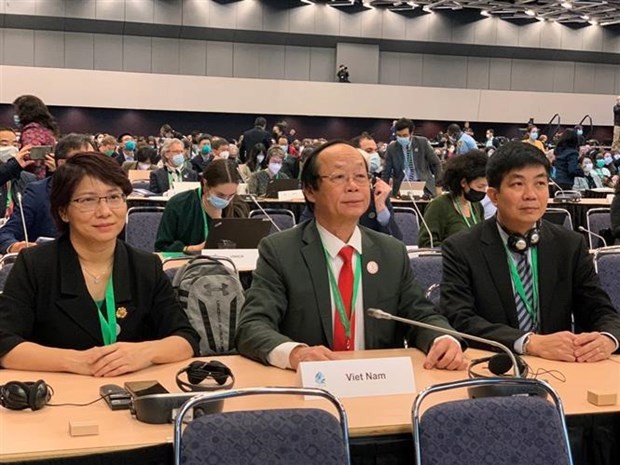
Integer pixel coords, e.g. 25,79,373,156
0,93,620,385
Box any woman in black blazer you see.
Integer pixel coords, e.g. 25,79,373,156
0,153,199,376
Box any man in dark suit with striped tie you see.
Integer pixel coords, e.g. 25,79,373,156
440,141,620,362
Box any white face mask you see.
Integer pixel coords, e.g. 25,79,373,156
269,162,282,175
583,163,593,173
137,162,151,170
0,146,18,163
219,151,230,160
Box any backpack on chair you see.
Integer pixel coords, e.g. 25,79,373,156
172,256,245,356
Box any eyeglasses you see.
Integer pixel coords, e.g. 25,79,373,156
71,193,127,212
319,172,370,186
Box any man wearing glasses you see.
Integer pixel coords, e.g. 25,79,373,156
236,141,465,370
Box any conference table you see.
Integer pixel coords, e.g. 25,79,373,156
1,348,619,464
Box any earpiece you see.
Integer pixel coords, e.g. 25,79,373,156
0,380,53,411
175,360,235,392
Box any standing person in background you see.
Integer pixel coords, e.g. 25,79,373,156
612,96,620,154
239,117,271,163
12,95,58,180
553,129,583,190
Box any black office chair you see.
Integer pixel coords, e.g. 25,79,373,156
174,387,351,465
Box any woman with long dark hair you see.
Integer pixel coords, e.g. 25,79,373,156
553,129,582,190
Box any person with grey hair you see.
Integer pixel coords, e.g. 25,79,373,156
247,145,290,196
149,138,198,194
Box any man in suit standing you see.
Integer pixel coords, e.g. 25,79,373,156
236,141,465,370
382,118,440,197
239,117,272,163
441,141,620,362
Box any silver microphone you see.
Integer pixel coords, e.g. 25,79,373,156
578,225,608,248
16,192,30,247
248,194,281,232
549,177,581,203
408,196,434,249
367,308,522,377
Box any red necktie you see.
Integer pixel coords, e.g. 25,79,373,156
333,246,355,351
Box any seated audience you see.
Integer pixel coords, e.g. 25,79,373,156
441,142,620,362
97,135,117,157
0,153,199,375
238,143,267,182
0,134,93,254
236,141,466,371
149,138,198,194
418,150,487,248
114,133,136,165
573,156,604,190
122,146,158,172
247,146,290,196
155,159,248,253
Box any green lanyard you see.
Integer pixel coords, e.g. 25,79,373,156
454,198,478,228
197,187,209,241
96,275,117,346
323,248,362,341
5,182,12,209
504,246,539,324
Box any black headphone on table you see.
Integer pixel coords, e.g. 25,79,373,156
501,221,541,253
175,360,235,392
0,380,53,411
468,353,530,379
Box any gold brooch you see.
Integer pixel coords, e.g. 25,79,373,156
115,307,128,319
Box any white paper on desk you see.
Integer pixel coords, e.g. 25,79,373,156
277,189,304,201
201,249,259,271
299,357,415,399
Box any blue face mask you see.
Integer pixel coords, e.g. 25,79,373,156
604,156,613,165
208,194,231,209
397,136,410,147
124,140,136,151
201,145,211,155
530,132,538,141
368,153,381,172
13,115,20,126
171,154,185,168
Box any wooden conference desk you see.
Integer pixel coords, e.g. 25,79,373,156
1,348,619,463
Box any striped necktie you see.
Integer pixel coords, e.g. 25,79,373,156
515,253,536,332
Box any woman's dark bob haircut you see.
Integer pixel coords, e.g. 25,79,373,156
50,152,132,233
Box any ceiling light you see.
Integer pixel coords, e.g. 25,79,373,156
581,14,590,20
561,2,572,9
422,5,433,13
589,19,599,25
480,10,491,17
525,9,536,16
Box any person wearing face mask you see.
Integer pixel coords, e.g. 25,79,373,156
238,143,267,182
149,138,198,195
114,133,137,165
382,118,441,197
155,159,249,253
418,150,488,248
523,125,545,152
446,123,477,157
247,146,290,197
602,151,617,177
573,156,604,190
278,136,300,179
592,153,614,187
121,146,158,173
97,135,117,158
190,135,213,174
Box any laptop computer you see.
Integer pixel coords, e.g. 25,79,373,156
399,181,426,198
205,218,272,249
264,179,301,199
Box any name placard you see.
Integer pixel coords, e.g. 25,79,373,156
201,249,259,271
277,189,304,201
299,357,415,399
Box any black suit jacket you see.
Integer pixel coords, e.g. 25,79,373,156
440,217,620,351
240,126,272,163
382,137,440,197
149,166,198,194
235,220,459,364
0,236,200,357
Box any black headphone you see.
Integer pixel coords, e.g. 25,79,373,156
499,220,541,253
468,353,529,379
175,360,235,392
0,380,53,411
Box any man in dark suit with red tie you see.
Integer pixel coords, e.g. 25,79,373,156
236,141,465,370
